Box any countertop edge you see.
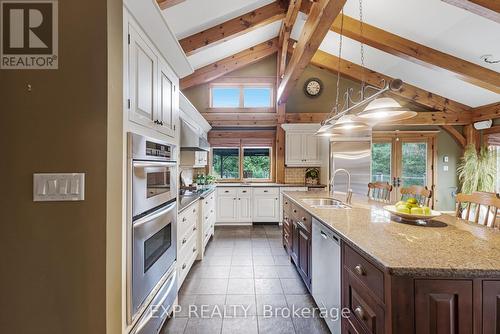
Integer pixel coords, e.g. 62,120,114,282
282,193,500,278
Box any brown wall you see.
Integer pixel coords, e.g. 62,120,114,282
0,0,110,333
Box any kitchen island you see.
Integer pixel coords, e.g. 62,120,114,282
282,190,500,334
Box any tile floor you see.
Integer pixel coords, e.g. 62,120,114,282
161,225,330,334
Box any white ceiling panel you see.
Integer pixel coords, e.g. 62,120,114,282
318,29,500,107
342,0,500,73
187,20,282,69
163,0,275,39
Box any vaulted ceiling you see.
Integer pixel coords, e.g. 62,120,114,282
161,0,500,109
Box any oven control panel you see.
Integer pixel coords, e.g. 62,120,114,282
146,140,172,159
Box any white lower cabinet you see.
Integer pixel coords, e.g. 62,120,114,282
253,188,280,222
177,201,199,288
216,187,252,224
199,191,216,260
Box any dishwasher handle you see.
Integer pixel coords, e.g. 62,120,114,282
320,228,340,244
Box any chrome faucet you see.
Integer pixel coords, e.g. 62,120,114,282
330,168,353,204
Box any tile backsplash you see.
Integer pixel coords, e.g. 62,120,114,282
285,167,307,184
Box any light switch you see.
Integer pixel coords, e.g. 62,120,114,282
443,165,449,171
34,173,85,201
443,156,449,163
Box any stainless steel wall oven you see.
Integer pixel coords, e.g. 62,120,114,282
128,133,177,326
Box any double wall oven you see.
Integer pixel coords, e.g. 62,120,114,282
128,133,178,332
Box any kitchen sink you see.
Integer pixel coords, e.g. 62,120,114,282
301,198,350,209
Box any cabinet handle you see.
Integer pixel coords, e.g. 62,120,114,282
264,190,268,193
297,221,307,231
284,233,289,238
320,231,328,239
225,190,229,193
182,238,187,244
354,264,365,276
354,306,365,320
182,263,187,270
242,190,247,193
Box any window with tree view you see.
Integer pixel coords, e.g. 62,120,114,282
212,148,240,179
211,147,272,181
371,143,392,183
243,148,271,179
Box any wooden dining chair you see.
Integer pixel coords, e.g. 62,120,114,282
456,192,500,228
367,182,393,202
400,185,433,206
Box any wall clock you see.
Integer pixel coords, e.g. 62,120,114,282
304,78,323,97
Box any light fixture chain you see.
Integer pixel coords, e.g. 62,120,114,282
359,0,365,97
334,9,344,116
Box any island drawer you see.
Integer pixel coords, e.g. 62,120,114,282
293,207,311,232
344,270,385,334
218,188,237,196
344,244,384,302
283,198,292,216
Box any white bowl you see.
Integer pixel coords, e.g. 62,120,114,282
383,205,441,222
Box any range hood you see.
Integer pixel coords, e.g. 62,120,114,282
180,120,210,151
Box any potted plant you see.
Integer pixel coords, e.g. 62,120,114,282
457,145,497,194
457,144,497,222
205,175,216,185
305,168,320,185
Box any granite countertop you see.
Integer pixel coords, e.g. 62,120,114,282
178,186,216,212
215,183,326,188
283,190,500,278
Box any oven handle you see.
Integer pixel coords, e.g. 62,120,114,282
133,202,176,228
133,161,177,168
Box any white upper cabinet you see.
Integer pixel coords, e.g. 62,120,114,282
127,19,179,138
284,132,321,167
128,25,157,128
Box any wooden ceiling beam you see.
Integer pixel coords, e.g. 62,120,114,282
304,47,471,114
471,102,500,122
276,0,347,104
441,125,466,148
179,2,286,56
329,14,500,94
157,0,186,10
285,111,473,125
180,38,278,90
279,0,303,45
441,0,500,23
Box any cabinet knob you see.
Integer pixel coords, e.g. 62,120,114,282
354,306,365,320
182,238,187,244
293,209,297,213
182,263,186,270
182,217,187,222
192,226,197,231
302,217,307,222
193,208,196,213
193,247,197,253
354,264,365,276
233,198,236,200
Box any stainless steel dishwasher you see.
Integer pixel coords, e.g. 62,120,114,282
312,218,341,334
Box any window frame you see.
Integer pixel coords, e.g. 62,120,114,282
210,145,273,183
208,77,275,112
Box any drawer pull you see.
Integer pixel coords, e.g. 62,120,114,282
225,190,229,193
354,264,365,276
264,190,268,193
182,238,187,244
354,306,365,320
242,190,247,193
182,263,187,270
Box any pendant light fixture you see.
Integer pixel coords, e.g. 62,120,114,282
315,0,415,136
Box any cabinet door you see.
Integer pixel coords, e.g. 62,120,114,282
285,133,304,165
291,220,299,265
237,196,253,222
253,196,279,222
128,25,157,128
483,281,500,333
194,151,208,166
157,58,176,137
415,280,473,334
216,196,237,222
297,226,311,288
303,135,320,164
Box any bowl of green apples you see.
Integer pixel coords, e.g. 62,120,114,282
384,197,441,222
